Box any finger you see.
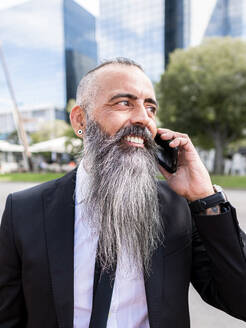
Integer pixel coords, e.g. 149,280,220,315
157,128,172,134
157,128,174,138
158,164,173,180
157,128,189,140
160,131,175,140
157,128,187,136
169,137,193,151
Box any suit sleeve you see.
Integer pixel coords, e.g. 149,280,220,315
191,203,246,322
0,194,27,327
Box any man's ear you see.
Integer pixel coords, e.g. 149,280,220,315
70,105,86,138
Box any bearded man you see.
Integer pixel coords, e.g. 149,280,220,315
0,58,246,328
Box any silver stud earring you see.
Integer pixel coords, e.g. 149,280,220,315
78,129,83,135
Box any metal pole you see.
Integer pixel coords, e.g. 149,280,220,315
0,42,32,171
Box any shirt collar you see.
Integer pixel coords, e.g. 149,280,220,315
75,159,91,204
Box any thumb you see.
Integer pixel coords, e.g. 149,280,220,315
158,164,172,180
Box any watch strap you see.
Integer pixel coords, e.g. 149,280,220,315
189,191,227,214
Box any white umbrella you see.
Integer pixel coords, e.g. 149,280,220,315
29,137,82,153
0,140,24,152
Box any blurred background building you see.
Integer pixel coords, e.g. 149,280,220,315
164,0,190,66
0,105,65,138
99,0,190,81
0,0,97,138
190,0,246,45
64,0,97,103
204,0,246,38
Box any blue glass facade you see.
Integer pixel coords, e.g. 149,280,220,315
99,0,190,81
165,0,190,65
0,0,97,116
64,0,97,101
99,0,165,82
204,0,246,38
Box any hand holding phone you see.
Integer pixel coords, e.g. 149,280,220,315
155,129,215,201
155,134,178,174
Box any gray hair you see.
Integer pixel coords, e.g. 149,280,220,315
76,57,144,113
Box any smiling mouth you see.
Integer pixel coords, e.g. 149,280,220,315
123,135,145,148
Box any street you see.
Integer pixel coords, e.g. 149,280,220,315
0,182,246,327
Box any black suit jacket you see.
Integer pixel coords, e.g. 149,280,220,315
0,169,246,328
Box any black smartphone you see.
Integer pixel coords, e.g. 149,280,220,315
155,134,178,173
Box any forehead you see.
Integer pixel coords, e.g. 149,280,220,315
94,65,155,99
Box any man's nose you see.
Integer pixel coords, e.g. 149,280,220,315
130,104,150,127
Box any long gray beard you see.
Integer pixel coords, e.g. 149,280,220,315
82,118,163,275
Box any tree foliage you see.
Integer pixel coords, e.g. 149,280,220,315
64,98,83,156
7,130,20,144
66,98,76,114
30,120,70,144
156,37,246,173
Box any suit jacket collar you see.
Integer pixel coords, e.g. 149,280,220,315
43,169,165,328
145,245,165,328
43,169,76,328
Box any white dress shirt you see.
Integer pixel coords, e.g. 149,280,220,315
74,161,150,328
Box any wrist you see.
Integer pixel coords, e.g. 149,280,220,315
188,185,228,215
187,187,215,202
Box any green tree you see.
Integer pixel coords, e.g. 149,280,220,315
30,120,70,144
156,37,246,174
7,130,20,144
64,98,83,156
66,98,76,114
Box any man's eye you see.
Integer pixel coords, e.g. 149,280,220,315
117,100,129,106
147,106,157,114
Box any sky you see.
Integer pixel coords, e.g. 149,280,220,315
190,0,216,46
0,0,99,15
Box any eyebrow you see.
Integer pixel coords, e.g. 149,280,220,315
109,93,158,107
109,93,137,101
145,98,158,108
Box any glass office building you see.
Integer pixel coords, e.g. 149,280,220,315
64,0,97,101
204,0,246,39
165,0,190,65
0,0,97,134
99,0,191,82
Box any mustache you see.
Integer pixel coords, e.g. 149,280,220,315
114,124,154,146
84,122,157,166
84,115,155,147
85,123,156,153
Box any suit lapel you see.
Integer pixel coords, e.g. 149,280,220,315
43,169,76,328
144,183,166,328
144,245,164,328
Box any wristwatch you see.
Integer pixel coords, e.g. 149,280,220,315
189,184,228,214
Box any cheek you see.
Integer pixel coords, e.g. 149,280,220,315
96,112,129,136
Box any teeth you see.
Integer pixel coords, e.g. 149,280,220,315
124,136,144,144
